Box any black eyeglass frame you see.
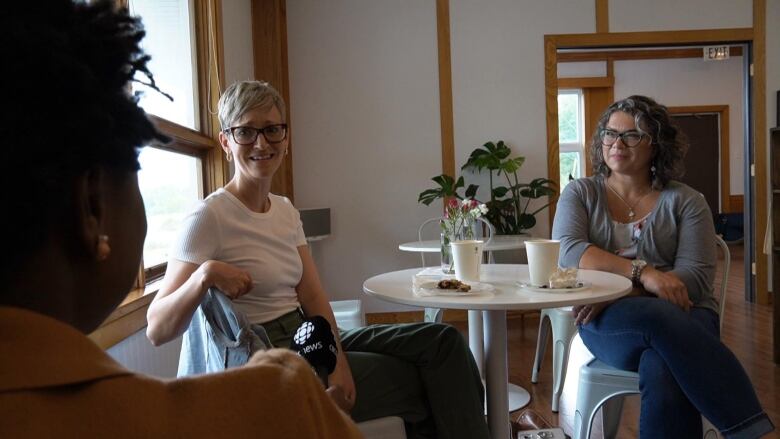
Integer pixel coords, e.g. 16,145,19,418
223,124,289,145
599,129,650,148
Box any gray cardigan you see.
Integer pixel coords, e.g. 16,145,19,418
552,176,718,313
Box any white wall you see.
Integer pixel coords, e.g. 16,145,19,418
450,0,595,241
558,61,607,78
286,0,442,312
107,331,182,378
221,0,254,86
610,0,752,32
613,56,745,195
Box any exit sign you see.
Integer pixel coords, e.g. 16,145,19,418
704,46,730,61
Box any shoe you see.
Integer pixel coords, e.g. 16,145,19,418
511,409,553,436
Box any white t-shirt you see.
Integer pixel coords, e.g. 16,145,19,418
172,189,307,324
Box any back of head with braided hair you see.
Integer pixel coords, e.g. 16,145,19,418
0,1,168,288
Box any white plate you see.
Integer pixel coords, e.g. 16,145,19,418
417,281,494,296
516,281,591,293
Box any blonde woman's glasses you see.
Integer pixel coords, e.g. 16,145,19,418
225,124,288,145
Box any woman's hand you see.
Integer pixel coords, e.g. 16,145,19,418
572,300,613,325
326,385,352,413
327,353,356,413
200,260,253,299
639,267,692,311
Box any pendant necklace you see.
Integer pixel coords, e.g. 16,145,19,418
606,181,652,220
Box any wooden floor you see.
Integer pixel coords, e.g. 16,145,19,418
450,243,778,438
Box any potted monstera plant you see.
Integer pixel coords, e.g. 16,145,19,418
418,140,556,236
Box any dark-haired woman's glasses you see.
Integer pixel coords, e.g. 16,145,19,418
225,124,288,145
600,129,648,148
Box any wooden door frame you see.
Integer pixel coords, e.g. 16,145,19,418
668,105,739,213
544,26,768,304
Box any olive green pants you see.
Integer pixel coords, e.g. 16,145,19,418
261,311,489,439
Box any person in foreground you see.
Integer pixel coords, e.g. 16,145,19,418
0,2,362,438
145,79,489,439
552,95,774,438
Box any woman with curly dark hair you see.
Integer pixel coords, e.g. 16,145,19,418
0,1,360,437
553,95,773,438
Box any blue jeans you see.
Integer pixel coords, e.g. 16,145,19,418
579,296,774,439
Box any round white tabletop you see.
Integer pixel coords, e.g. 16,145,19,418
364,264,631,310
399,235,529,253
363,264,632,439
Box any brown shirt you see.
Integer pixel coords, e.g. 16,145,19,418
0,306,363,438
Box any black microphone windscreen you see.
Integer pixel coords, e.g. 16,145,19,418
290,315,338,385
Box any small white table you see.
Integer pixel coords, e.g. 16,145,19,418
399,235,531,411
399,235,529,253
363,264,632,439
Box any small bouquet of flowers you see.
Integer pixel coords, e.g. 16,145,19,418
440,198,488,273
442,198,489,239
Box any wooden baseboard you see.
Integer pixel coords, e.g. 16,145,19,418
366,309,540,325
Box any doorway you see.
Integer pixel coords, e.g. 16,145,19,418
673,112,721,219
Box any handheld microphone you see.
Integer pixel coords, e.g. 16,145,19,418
290,315,338,387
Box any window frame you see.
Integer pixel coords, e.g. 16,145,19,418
90,0,228,348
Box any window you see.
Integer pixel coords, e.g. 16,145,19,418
138,148,203,270
130,0,198,129
125,0,227,283
558,89,585,192
91,0,226,346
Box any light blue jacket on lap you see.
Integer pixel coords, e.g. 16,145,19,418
177,288,272,376
552,176,718,314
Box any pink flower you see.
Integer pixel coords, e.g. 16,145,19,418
447,198,460,209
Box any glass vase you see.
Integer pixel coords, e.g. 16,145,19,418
440,219,474,274
440,232,455,274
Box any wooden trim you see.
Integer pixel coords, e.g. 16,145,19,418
753,0,768,305
150,115,219,152
668,105,731,213
549,28,753,49
436,0,456,179
251,0,294,201
582,86,614,177
545,27,759,244
557,76,614,89
545,36,561,225
194,0,230,193
558,46,744,62
595,0,608,33
729,195,744,212
89,293,155,349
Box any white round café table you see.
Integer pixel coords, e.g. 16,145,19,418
363,264,632,439
399,234,530,399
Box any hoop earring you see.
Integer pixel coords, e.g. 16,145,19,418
226,151,233,162
96,235,111,262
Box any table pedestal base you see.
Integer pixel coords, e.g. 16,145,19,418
508,383,531,411
482,382,531,415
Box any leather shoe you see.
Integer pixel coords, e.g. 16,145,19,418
511,409,553,436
